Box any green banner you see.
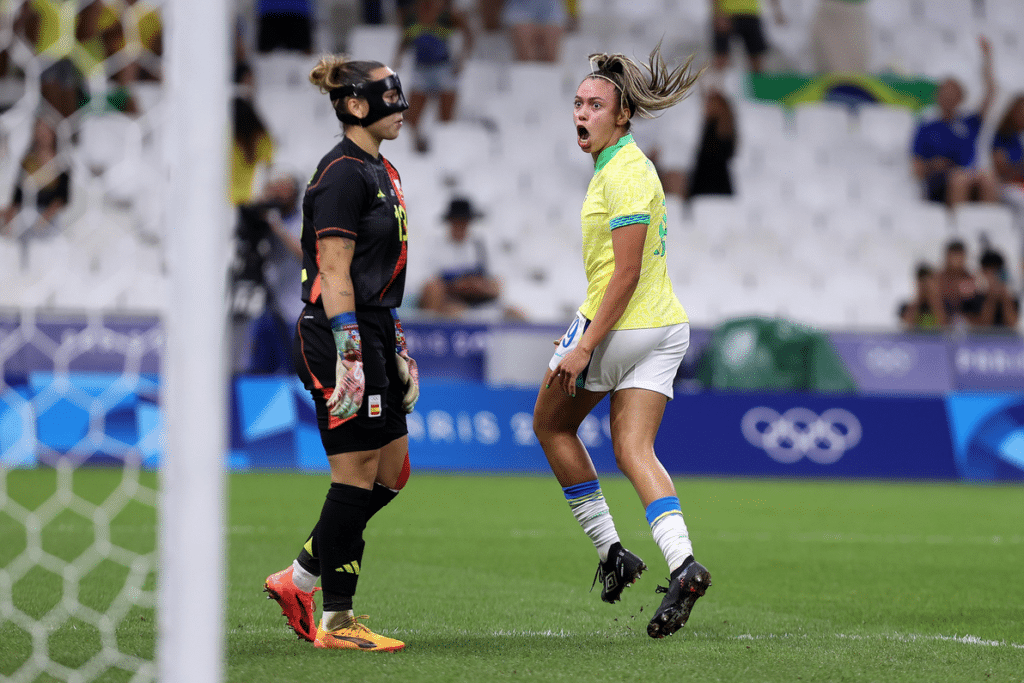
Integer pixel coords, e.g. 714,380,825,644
749,72,937,110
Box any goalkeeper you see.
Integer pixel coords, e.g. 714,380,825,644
263,54,418,653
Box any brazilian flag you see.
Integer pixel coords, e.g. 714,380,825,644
749,72,937,110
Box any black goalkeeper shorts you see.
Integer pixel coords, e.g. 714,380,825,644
293,305,408,454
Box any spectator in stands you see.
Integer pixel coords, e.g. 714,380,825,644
13,0,107,118
244,171,305,373
362,0,384,24
479,0,504,31
394,0,473,153
235,60,256,99
231,96,274,205
0,114,70,239
98,0,163,83
911,37,999,211
711,0,784,74
993,95,1024,216
504,0,565,62
811,0,869,74
937,239,979,322
687,88,736,199
963,249,1019,328
419,197,524,320
899,263,948,329
256,0,314,53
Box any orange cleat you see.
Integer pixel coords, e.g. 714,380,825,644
264,566,320,642
313,615,405,652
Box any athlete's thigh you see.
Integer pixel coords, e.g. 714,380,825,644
609,387,668,453
376,434,408,488
534,373,606,435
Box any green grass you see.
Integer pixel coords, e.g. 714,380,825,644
3,470,1024,682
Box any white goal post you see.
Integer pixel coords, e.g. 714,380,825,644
159,0,230,681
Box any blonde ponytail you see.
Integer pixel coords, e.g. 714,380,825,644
587,42,705,120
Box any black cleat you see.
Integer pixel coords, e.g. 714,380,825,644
647,558,711,639
592,542,647,604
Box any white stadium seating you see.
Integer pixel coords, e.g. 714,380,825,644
3,0,1022,330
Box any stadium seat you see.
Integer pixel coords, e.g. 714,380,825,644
867,0,920,31
791,171,852,213
690,196,747,235
887,200,952,243
792,103,854,149
0,101,34,205
982,0,1024,35
346,25,402,66
457,59,505,121
429,121,496,178
254,53,313,91
919,0,978,30
952,203,1021,281
856,104,917,163
78,113,143,176
735,99,790,148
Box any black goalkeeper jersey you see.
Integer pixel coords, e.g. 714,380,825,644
300,136,409,310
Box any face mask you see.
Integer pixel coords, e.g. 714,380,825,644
330,73,410,127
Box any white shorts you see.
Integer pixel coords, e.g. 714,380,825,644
548,311,690,399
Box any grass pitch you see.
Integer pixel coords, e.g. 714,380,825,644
3,470,1024,682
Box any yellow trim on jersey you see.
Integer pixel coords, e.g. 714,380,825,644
578,134,686,330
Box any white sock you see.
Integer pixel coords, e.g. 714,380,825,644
650,511,693,573
564,481,620,562
322,609,355,631
291,560,318,593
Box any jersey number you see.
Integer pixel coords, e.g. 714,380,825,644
394,205,409,242
653,215,667,257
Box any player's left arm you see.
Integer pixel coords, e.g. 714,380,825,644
391,308,419,412
978,35,996,119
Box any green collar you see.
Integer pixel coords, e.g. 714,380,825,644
593,133,633,173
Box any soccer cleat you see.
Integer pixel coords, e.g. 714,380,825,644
592,542,647,604
314,615,406,652
264,566,320,642
647,558,712,639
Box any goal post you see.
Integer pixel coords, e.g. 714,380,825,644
159,0,231,681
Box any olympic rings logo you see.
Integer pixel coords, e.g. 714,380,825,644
861,344,916,377
741,407,862,465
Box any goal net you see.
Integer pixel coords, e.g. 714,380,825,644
0,1,229,681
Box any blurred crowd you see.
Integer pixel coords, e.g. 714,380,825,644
1,0,1023,360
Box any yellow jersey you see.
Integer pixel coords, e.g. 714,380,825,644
718,0,760,15
230,132,274,205
98,0,163,58
578,133,686,330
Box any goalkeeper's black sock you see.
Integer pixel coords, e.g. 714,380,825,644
366,482,399,520
318,482,371,612
295,483,397,579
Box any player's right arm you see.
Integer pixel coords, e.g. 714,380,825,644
320,236,364,420
319,237,356,321
312,157,368,419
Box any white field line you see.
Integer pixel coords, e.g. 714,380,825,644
712,531,1023,546
727,632,1024,650
240,624,1024,649
228,528,1024,548
229,525,1024,547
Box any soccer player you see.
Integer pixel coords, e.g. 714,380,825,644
263,54,419,653
532,45,712,639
